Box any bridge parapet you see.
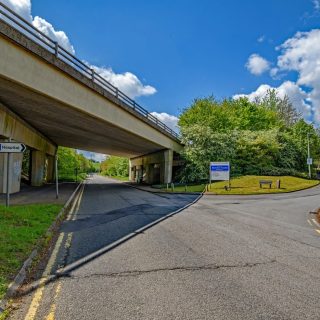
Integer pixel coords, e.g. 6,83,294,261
0,2,180,142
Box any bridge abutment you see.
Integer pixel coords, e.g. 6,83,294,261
0,105,56,193
31,150,45,186
45,155,55,183
0,152,23,194
130,149,174,185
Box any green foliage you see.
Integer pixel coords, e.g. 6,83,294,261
0,204,62,299
57,147,99,181
100,156,129,177
178,91,320,182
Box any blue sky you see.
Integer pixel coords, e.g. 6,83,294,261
28,0,319,114
2,0,320,160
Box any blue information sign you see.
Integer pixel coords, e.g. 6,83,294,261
210,162,230,181
210,165,229,171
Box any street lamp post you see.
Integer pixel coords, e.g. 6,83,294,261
307,133,311,179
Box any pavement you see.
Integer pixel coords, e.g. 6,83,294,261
0,183,78,205
8,175,320,320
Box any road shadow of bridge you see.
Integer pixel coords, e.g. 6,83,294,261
18,181,201,297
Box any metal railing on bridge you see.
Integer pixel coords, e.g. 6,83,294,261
0,2,179,140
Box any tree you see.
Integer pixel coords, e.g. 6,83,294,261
259,89,301,126
100,156,129,177
178,94,320,181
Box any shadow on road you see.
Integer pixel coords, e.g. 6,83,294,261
18,181,201,296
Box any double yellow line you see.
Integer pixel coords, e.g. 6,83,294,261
24,183,85,320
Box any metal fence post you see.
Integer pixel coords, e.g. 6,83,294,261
54,41,58,57
6,138,12,207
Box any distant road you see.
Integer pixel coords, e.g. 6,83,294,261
10,176,320,320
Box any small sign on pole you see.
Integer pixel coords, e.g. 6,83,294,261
209,162,230,190
210,162,230,181
0,143,26,153
1,141,26,207
307,158,313,165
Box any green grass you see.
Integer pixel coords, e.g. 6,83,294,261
208,175,319,195
162,184,206,193
58,172,87,182
105,175,129,182
0,204,62,299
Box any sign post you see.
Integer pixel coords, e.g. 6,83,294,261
209,162,230,190
0,141,26,207
55,154,59,199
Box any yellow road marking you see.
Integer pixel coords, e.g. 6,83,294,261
24,182,85,319
24,232,65,320
23,277,47,320
316,229,320,235
65,232,73,249
312,218,320,227
45,282,62,320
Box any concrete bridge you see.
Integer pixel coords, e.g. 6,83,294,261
0,3,182,193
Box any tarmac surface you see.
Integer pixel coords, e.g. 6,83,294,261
9,175,320,319
0,182,77,205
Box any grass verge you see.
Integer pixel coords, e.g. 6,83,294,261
104,175,129,182
0,204,62,300
161,184,206,193
58,173,87,182
208,175,319,195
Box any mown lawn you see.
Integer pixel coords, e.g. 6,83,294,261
0,204,62,299
208,175,319,195
162,184,206,193
105,175,129,181
58,172,87,182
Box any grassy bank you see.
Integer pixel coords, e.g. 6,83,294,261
58,173,87,182
159,175,319,194
208,175,319,195
0,204,62,299
160,184,206,193
104,175,129,182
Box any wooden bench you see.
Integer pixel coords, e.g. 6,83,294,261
259,180,272,188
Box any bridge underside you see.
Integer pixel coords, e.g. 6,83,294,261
0,77,168,158
0,18,183,194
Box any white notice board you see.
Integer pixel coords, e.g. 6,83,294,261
210,162,230,181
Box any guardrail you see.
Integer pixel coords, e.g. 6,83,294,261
0,2,179,140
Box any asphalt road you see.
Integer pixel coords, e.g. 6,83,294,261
10,175,320,320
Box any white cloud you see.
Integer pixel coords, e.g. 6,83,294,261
93,66,156,99
32,16,75,54
246,54,270,75
150,112,179,132
313,0,320,10
2,0,74,53
77,150,106,163
257,35,265,43
238,29,320,124
275,29,320,122
3,0,157,99
233,81,311,119
2,0,31,21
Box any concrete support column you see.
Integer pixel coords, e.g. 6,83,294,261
0,152,23,194
129,159,133,181
163,149,173,184
46,155,55,182
31,150,45,186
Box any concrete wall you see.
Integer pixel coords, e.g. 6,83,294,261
130,149,174,184
0,106,57,193
0,151,22,194
0,103,56,156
